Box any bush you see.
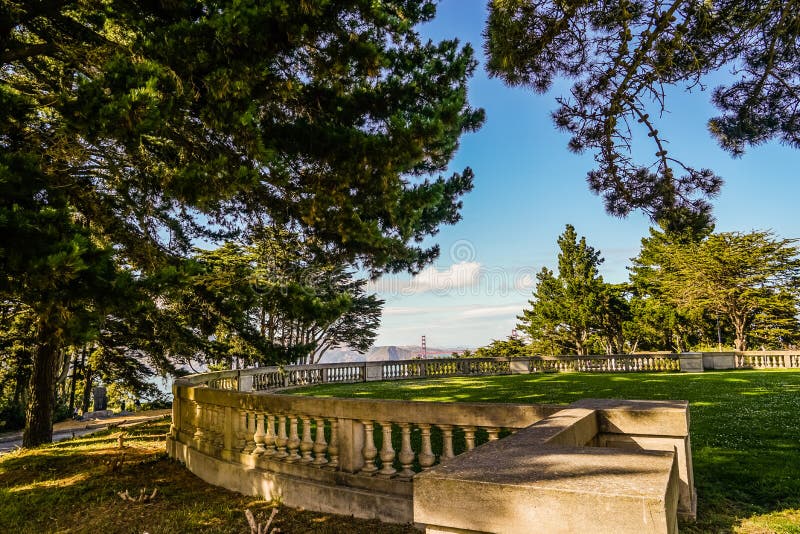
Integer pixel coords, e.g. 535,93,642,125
140,391,172,411
52,400,72,423
0,402,25,432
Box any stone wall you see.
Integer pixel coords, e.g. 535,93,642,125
167,371,697,533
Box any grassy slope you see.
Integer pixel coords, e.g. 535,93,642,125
0,418,416,534
2,370,798,533
292,369,800,534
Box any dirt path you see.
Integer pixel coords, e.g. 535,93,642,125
0,409,171,454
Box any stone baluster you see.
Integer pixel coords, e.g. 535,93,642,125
252,412,266,455
439,424,455,461
312,418,328,467
212,406,223,448
359,420,378,475
326,418,339,470
237,411,248,451
418,424,436,470
397,423,415,479
192,402,204,446
378,422,396,477
462,426,476,451
242,411,256,453
300,416,314,463
286,415,301,462
208,406,217,447
263,413,276,456
487,427,500,441
274,415,288,458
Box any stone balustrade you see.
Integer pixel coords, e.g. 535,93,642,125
192,351,800,395
168,377,561,524
167,367,698,533
737,350,800,369
532,353,681,372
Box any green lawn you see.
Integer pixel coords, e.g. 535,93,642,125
0,419,416,534
3,371,797,533
293,369,800,533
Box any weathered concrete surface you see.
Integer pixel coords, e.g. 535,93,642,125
509,360,529,374
572,399,695,519
170,380,694,532
678,353,704,373
702,352,736,370
415,426,679,534
168,437,414,523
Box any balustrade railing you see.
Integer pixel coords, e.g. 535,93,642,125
172,379,557,485
169,363,698,528
736,351,800,368
532,353,681,372
189,351,798,394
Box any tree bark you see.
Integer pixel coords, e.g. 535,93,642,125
80,364,94,414
732,310,748,351
22,323,61,447
68,346,86,414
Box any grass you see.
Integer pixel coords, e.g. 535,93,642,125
3,370,797,533
0,418,416,534
292,369,800,534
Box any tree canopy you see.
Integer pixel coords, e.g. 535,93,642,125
632,228,800,350
179,227,384,367
485,0,800,232
497,224,800,357
518,224,611,355
1,0,483,446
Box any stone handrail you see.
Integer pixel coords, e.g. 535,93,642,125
736,350,800,368
168,375,562,523
167,370,697,532
186,351,799,395
193,353,689,393
532,353,680,372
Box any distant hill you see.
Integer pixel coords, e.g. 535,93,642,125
319,345,469,363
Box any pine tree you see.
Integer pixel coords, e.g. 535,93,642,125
2,1,482,446
485,0,799,231
518,225,606,355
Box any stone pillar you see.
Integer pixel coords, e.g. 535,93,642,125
170,384,182,439
365,361,383,382
239,373,253,392
221,406,234,461
336,418,365,473
678,352,703,373
510,359,529,374
702,352,736,370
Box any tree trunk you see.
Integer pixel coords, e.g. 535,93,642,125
575,329,588,355
81,365,94,414
22,324,61,448
731,310,748,351
68,346,86,414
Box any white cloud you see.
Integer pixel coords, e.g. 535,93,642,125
412,261,481,293
459,304,524,319
369,262,482,295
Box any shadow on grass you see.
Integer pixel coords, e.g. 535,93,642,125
293,369,800,533
0,419,418,534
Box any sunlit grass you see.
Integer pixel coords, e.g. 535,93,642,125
293,369,800,533
0,419,416,534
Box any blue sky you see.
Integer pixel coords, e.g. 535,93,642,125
370,0,798,349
